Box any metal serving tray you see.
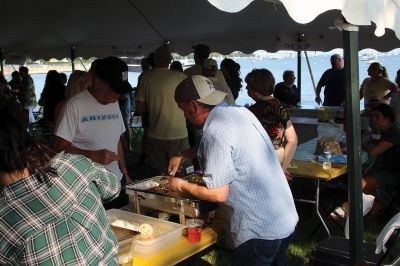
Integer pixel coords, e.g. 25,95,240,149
126,175,217,224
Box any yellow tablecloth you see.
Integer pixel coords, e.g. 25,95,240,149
290,137,348,180
288,159,347,180
119,227,217,266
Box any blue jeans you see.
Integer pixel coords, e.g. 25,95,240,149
232,231,295,266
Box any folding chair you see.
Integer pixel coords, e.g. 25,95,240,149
309,214,400,266
29,120,53,142
129,115,143,148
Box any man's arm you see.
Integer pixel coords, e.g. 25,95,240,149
315,71,328,105
135,100,147,115
168,147,198,176
54,136,118,165
315,85,322,105
117,138,132,183
359,80,365,100
90,161,121,202
282,120,298,180
168,178,229,203
168,134,233,203
134,77,147,115
384,83,398,99
363,140,393,157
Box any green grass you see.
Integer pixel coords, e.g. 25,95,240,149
287,241,315,265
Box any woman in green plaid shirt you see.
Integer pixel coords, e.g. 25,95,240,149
0,110,121,265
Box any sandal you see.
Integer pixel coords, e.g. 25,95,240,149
330,206,347,221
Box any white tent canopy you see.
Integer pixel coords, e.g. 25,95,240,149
2,0,399,60
209,0,400,39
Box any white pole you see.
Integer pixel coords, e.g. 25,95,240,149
79,58,88,71
304,51,316,93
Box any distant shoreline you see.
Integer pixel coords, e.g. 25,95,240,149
2,64,90,76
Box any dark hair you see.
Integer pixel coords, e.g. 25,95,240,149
369,62,388,78
170,61,183,72
45,70,63,87
0,110,57,182
60,72,68,84
140,57,151,71
245,68,275,96
193,44,211,61
147,53,155,68
19,66,28,73
154,45,172,66
283,70,294,80
372,103,395,123
88,58,101,73
220,58,242,100
11,71,20,80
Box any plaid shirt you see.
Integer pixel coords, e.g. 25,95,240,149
0,152,121,265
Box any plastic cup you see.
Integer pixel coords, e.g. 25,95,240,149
186,219,204,243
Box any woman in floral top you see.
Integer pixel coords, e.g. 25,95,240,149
246,68,298,179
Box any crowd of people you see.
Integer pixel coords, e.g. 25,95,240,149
0,44,400,265
314,56,400,219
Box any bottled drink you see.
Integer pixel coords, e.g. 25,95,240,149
338,132,347,153
323,145,332,169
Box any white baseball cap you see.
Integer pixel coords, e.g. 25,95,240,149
174,75,227,106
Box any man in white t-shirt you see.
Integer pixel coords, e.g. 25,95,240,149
54,56,133,208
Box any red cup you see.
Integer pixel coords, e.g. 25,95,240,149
186,219,204,243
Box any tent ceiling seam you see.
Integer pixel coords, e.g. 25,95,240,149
51,29,69,46
126,0,166,43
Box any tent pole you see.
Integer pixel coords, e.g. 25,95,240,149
0,49,4,73
70,46,76,72
297,50,301,103
343,27,363,265
79,58,87,71
304,51,316,94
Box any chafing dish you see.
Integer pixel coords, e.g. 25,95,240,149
126,174,217,224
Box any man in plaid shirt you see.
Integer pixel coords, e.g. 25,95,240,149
0,111,121,265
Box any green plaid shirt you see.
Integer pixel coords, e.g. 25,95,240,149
0,152,121,265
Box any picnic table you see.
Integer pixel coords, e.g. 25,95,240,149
288,138,365,236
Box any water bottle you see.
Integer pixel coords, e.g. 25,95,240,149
338,132,347,154
323,145,332,169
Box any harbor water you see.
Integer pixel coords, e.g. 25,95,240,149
5,52,400,109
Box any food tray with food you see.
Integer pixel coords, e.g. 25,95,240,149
126,175,218,224
127,174,205,199
107,209,185,258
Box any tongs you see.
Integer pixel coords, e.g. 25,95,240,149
157,176,170,191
